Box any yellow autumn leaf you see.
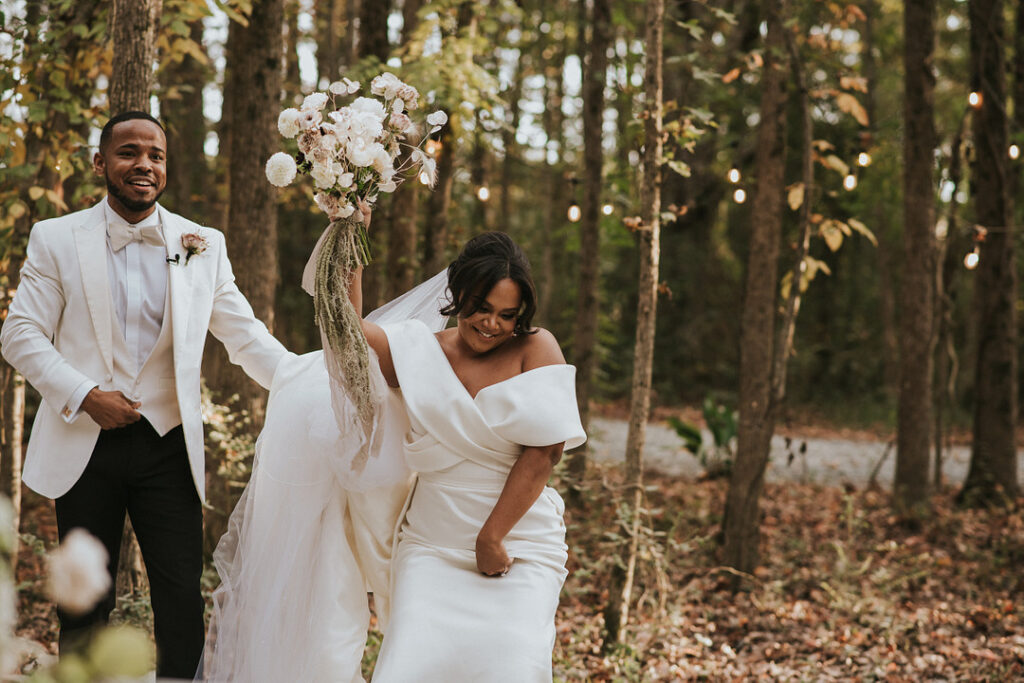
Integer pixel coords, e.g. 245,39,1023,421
824,155,850,175
787,183,805,211
28,186,45,200
847,217,878,246
835,92,870,126
8,201,27,219
821,221,844,252
722,67,741,83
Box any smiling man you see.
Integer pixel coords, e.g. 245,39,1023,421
0,111,290,678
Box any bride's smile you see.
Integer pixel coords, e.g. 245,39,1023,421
456,278,523,354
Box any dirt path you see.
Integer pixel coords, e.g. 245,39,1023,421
587,416,1024,488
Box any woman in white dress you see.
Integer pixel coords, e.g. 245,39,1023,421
359,232,586,681
200,231,583,682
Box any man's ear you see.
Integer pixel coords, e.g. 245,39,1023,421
92,151,104,176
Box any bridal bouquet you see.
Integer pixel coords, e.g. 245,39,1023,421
265,73,446,446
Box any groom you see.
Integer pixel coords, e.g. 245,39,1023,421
0,111,289,678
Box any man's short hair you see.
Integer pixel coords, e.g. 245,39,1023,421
99,111,166,152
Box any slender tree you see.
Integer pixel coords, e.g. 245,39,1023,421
962,0,1019,504
722,0,787,574
566,0,611,489
604,0,663,646
895,0,937,518
109,0,162,113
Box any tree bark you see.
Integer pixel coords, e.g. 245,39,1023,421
109,0,162,113
422,119,456,275
604,0,664,648
722,0,787,575
566,0,611,489
895,0,937,519
962,0,1019,505
205,0,285,553
161,19,210,223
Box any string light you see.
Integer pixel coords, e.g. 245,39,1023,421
968,91,983,109
964,247,980,269
476,185,490,201
727,168,741,183
425,140,441,156
602,203,614,215
857,152,872,167
843,173,858,191
732,188,746,204
1010,144,1020,160
567,200,582,222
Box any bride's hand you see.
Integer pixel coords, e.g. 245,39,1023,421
475,532,512,577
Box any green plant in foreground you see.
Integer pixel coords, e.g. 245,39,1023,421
668,396,738,478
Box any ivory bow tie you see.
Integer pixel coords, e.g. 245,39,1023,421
108,219,164,252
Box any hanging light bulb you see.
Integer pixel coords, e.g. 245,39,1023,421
1010,144,1020,160
727,168,741,183
843,173,858,191
857,152,872,167
601,203,614,215
425,139,441,156
968,91,983,109
732,188,746,204
476,185,490,201
567,200,582,222
964,247,980,269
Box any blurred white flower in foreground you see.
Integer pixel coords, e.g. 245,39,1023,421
46,528,110,615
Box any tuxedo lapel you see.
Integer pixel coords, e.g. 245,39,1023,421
73,203,114,376
158,205,194,359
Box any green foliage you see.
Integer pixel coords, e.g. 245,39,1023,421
668,396,738,478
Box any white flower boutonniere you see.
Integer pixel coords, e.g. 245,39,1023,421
181,232,209,264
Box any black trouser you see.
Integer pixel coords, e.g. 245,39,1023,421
54,420,204,680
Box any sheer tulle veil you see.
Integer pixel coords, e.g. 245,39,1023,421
199,270,448,682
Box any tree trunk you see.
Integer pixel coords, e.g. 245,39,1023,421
895,0,937,519
315,0,342,85
962,0,1019,505
566,0,611,489
356,0,391,309
205,0,285,553
604,0,663,648
498,50,525,235
722,0,787,575
109,0,162,113
161,19,210,223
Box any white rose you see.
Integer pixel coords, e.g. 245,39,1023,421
265,152,297,187
348,139,381,167
370,72,402,98
372,145,393,174
350,97,386,119
426,110,448,127
277,108,301,138
300,109,323,130
348,110,384,141
310,161,336,189
301,92,330,111
47,529,111,616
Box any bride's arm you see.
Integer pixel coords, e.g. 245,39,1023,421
475,328,569,576
348,265,399,388
475,441,565,576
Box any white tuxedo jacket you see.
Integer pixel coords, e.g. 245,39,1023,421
0,201,289,501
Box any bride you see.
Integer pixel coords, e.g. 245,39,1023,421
201,230,585,681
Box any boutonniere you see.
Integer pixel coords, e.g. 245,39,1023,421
181,232,209,264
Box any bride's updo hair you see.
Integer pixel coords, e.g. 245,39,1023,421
440,231,538,336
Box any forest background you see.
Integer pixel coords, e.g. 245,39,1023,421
0,0,1023,680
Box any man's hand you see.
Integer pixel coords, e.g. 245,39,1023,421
80,388,141,430
475,531,512,577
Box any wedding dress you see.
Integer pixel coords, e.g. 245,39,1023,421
201,271,586,682
370,319,586,682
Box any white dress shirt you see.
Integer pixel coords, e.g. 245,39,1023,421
62,198,169,420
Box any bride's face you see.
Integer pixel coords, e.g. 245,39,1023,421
457,277,522,354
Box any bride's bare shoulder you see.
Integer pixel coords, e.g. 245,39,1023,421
521,327,566,371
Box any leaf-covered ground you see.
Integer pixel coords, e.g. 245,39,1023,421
553,466,1024,681
13,466,1024,681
